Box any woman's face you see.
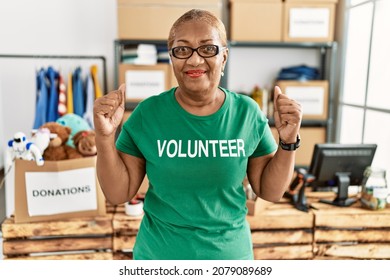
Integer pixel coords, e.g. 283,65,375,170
170,21,228,95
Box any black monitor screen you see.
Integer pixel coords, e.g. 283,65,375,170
309,143,377,189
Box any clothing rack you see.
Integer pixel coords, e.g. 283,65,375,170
0,54,108,93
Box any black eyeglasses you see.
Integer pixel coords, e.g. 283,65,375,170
170,44,227,59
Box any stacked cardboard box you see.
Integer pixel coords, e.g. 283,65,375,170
230,0,338,42
117,0,223,40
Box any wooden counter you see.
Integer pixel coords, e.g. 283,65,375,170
312,201,390,259
1,214,113,260
2,195,389,260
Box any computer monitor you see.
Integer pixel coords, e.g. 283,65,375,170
308,143,377,207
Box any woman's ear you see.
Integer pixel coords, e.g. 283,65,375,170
222,48,229,66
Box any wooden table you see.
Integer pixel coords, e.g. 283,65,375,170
1,214,113,260
312,201,390,259
2,195,389,260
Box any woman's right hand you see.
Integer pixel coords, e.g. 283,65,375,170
93,83,126,137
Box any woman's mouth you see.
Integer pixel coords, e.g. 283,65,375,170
185,70,206,78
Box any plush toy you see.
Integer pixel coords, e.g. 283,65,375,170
72,130,97,157
56,113,91,148
39,122,83,161
6,132,44,166
31,127,54,154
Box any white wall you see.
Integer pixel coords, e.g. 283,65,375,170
0,0,117,216
0,80,4,168
0,80,5,223
0,0,117,142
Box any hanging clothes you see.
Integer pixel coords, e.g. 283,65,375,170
90,64,103,99
33,68,49,129
46,66,59,122
72,67,85,117
83,74,95,128
67,72,74,114
58,72,67,116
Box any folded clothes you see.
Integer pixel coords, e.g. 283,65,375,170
277,64,320,81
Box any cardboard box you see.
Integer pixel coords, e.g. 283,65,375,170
14,157,106,223
119,63,173,101
230,0,283,42
117,0,223,40
283,0,338,42
271,126,326,166
276,80,329,120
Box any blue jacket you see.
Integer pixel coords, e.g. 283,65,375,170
73,67,85,117
33,68,49,129
46,66,59,122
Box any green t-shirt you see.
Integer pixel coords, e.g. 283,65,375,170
116,87,277,260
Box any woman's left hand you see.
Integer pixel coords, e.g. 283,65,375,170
273,86,302,143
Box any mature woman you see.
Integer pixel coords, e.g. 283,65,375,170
93,9,302,260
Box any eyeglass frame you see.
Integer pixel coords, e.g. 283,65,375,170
169,44,227,59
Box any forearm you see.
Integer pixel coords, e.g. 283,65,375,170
259,147,296,201
249,85,301,202
96,136,130,205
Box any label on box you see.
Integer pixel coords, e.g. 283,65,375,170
289,8,330,38
25,167,98,216
125,70,165,99
285,86,325,115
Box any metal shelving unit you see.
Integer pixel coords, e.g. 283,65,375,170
227,41,338,142
114,40,337,141
114,39,168,88
114,39,173,110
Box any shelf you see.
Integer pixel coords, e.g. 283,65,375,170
115,40,336,48
228,41,337,49
268,119,328,128
114,39,167,45
114,40,171,91
125,102,140,111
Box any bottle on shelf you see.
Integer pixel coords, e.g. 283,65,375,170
251,85,268,116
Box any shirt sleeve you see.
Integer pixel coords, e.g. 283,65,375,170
116,106,144,158
249,108,278,158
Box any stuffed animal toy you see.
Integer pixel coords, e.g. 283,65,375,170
72,130,97,157
6,132,44,166
56,113,91,148
31,127,54,154
39,122,83,161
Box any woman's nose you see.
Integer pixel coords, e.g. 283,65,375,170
186,50,204,66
